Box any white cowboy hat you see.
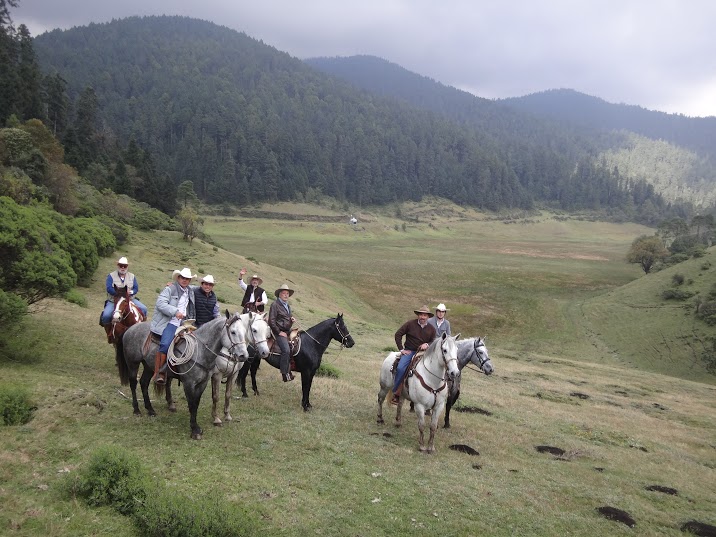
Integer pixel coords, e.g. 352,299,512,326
172,267,196,281
117,257,129,265
435,303,449,312
249,274,263,285
274,283,294,297
200,274,216,284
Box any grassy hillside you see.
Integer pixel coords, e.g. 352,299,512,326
1,205,715,536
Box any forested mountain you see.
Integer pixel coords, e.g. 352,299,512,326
30,16,672,219
307,55,716,209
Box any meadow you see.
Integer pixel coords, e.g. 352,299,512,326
1,200,715,536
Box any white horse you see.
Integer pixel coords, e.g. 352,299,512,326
210,312,271,426
377,333,460,453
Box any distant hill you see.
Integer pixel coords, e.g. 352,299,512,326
307,56,716,207
32,18,671,218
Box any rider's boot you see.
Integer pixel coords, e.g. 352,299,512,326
154,352,167,386
390,382,403,405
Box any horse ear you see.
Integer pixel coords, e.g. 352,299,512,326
454,333,461,341
441,332,447,340
225,309,230,319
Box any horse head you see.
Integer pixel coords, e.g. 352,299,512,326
472,337,494,375
437,332,460,380
333,313,355,348
223,311,248,361
244,311,271,358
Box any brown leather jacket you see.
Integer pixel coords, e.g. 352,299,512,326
269,299,293,335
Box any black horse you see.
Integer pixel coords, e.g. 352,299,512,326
238,314,355,411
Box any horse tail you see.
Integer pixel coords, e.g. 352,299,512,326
153,383,166,397
115,337,130,386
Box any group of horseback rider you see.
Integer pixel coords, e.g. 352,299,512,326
391,303,452,405
100,257,298,385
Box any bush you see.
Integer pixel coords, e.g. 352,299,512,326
672,273,685,286
64,289,87,307
71,445,150,516
661,289,695,300
135,490,259,537
0,289,27,328
316,362,341,378
696,301,716,325
0,383,35,425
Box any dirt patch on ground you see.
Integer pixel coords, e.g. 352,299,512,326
496,248,609,261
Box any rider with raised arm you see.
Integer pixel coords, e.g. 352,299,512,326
391,305,437,405
238,268,267,314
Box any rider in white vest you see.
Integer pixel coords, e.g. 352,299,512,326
100,256,148,326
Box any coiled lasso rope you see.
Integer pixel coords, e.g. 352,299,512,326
167,328,199,376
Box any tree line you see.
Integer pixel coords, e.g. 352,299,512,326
27,15,687,223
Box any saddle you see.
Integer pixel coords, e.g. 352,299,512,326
391,350,425,387
267,329,302,371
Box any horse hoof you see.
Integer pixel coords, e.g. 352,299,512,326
148,411,157,417
303,406,311,412
133,410,141,416
377,418,385,424
168,404,177,413
241,393,248,399
213,422,222,427
191,433,203,440
443,423,451,429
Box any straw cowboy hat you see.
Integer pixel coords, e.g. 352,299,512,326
435,303,449,312
172,267,197,281
117,257,129,265
274,283,294,297
200,274,216,284
249,274,263,285
413,305,434,317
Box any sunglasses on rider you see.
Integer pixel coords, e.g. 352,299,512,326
118,264,128,268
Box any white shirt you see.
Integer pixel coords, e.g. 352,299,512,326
169,286,190,327
239,277,268,304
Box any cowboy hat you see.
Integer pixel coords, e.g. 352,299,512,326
117,257,129,265
200,274,216,284
249,274,263,285
435,303,449,312
274,283,294,297
414,305,434,317
172,267,196,281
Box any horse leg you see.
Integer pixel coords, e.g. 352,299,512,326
166,379,177,413
223,368,238,422
185,378,208,440
377,385,390,424
395,398,404,428
415,405,427,451
128,370,141,416
427,402,444,454
238,362,249,398
444,389,459,429
211,373,222,426
300,371,315,411
250,359,260,396
139,367,157,417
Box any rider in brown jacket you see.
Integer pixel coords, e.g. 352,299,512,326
268,283,296,382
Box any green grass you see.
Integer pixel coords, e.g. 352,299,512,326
1,200,715,536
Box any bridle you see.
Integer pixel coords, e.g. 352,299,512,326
464,338,491,373
222,315,248,360
334,319,352,348
169,315,247,375
412,337,458,408
245,314,268,348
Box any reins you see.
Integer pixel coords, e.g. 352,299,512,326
411,338,457,408
168,317,245,376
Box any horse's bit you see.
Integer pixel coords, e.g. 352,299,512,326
334,320,352,347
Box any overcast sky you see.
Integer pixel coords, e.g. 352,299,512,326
12,0,716,118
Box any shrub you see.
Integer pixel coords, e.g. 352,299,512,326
661,289,695,300
0,383,35,425
135,490,259,537
71,445,150,516
316,362,341,378
672,273,685,286
0,289,27,328
64,289,87,307
696,301,716,325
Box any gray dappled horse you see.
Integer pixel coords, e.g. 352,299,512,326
209,312,271,426
377,333,460,453
115,312,248,439
444,337,493,428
